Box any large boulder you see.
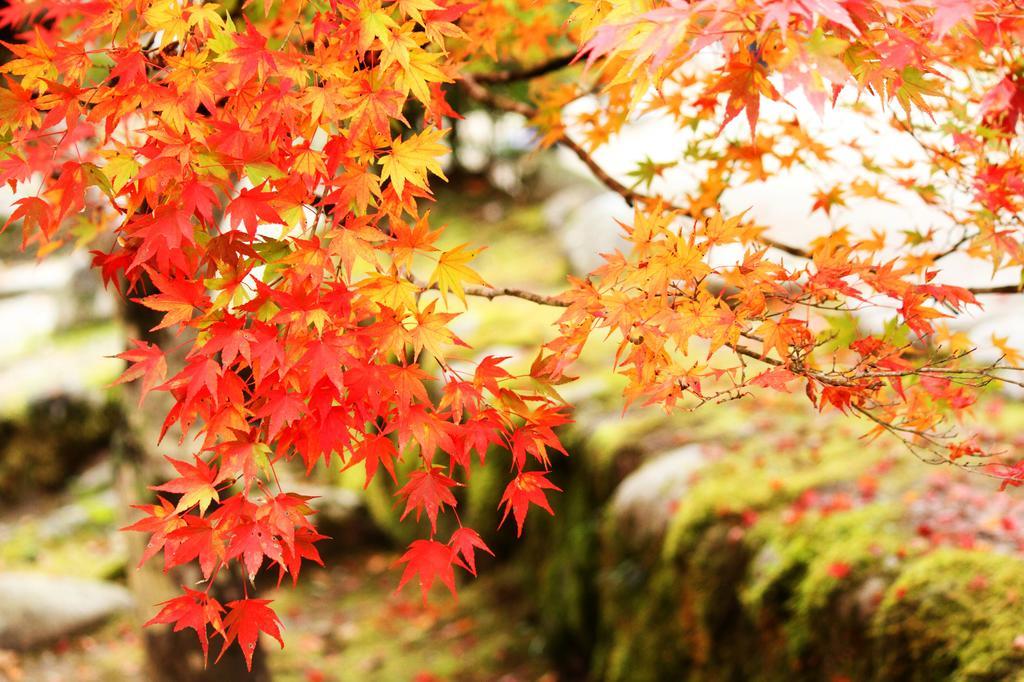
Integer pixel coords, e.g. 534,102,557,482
0,573,133,650
579,403,1024,681
607,444,705,542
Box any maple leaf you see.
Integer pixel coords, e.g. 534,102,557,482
112,340,167,405
13,0,1024,663
428,243,488,305
932,0,975,38
165,516,223,578
344,432,399,488
122,496,185,566
448,527,493,576
226,516,285,581
136,270,209,331
396,539,462,603
750,367,798,392
811,185,846,216
228,21,278,83
216,439,271,491
227,187,284,237
992,334,1024,368
379,128,448,195
408,301,465,359
980,75,1024,134
3,195,52,243
278,526,328,586
627,156,678,191
151,456,220,515
397,466,459,533
473,355,511,395
826,561,852,580
254,389,307,440
145,587,225,662
217,599,284,671
499,471,561,537
709,49,781,135
389,212,441,267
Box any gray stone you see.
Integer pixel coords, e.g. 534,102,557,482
0,573,133,650
608,444,707,539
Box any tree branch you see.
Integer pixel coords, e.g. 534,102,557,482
472,53,578,84
413,275,569,307
460,284,568,307
458,74,813,260
967,284,1024,295
459,73,535,116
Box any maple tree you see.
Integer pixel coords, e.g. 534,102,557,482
3,0,1024,669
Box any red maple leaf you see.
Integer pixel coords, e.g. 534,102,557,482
145,587,225,662
396,467,459,533
122,496,185,566
344,432,399,488
151,456,221,515
499,471,561,537
396,539,464,603
226,517,284,580
226,186,284,238
135,270,209,331
217,598,284,671
112,340,167,405
448,527,492,576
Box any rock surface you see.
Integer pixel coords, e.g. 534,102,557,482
607,444,706,540
0,573,133,650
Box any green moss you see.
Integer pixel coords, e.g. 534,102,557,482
663,433,885,561
450,296,563,351
580,410,668,468
744,503,902,614
591,409,919,682
0,505,127,581
597,513,765,682
431,189,569,290
741,503,913,678
873,549,1024,681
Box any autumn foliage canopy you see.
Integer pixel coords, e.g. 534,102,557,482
3,0,1024,668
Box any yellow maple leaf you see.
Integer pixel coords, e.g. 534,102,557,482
395,0,440,25
361,273,419,312
396,47,450,105
428,243,487,305
102,153,140,192
992,334,1024,368
143,0,190,48
359,3,398,52
379,127,448,195
407,301,461,359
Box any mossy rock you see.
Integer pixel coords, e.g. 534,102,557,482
873,549,1024,681
586,404,1024,682
0,395,123,506
740,503,915,680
